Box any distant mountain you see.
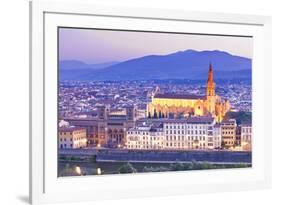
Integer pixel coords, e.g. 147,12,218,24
59,50,252,81
59,60,119,70
59,60,120,81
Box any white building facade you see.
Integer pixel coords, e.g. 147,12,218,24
163,117,219,150
241,123,252,151
126,124,164,149
213,125,222,149
126,117,221,150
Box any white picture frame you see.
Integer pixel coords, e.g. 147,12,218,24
30,1,272,204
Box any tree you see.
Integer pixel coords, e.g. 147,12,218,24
90,155,97,163
159,110,162,118
224,111,252,125
118,162,137,174
153,109,157,118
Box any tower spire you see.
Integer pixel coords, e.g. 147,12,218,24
207,63,213,82
206,63,215,97
206,63,216,115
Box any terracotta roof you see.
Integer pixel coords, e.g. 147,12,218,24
161,116,215,124
186,116,215,123
154,93,205,100
59,127,86,132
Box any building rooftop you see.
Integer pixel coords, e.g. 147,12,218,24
221,119,237,124
186,116,215,123
128,126,151,131
241,121,252,126
154,93,205,100
63,117,98,121
151,116,215,124
108,115,127,120
59,126,85,132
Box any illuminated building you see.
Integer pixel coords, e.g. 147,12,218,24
63,104,137,147
126,123,164,149
241,123,252,151
58,127,87,149
162,116,218,150
147,64,230,122
221,119,237,148
126,116,222,150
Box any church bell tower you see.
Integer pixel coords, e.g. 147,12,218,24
206,63,216,114
207,63,215,96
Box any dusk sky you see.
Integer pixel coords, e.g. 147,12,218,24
59,28,253,64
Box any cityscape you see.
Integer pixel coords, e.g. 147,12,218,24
58,28,252,176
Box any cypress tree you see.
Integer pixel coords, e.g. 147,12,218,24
153,109,157,118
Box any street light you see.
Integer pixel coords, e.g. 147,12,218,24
75,166,82,175
96,168,102,175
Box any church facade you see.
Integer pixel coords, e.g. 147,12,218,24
147,64,230,122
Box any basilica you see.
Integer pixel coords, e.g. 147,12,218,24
147,64,230,122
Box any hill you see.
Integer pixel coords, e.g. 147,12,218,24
59,50,251,81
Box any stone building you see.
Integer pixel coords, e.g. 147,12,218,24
58,127,87,149
63,104,137,147
221,119,237,148
147,64,230,122
126,116,222,150
241,123,252,151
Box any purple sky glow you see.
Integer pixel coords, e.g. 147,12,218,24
59,28,253,64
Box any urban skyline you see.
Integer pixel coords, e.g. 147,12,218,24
58,28,252,177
